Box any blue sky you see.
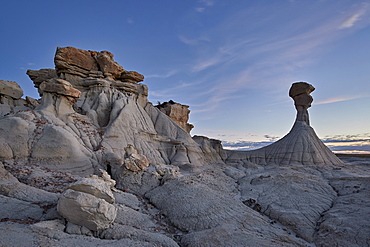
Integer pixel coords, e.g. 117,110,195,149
1,0,369,153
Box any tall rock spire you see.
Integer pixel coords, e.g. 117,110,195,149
226,82,344,166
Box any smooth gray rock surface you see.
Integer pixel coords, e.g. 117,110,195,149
0,195,44,220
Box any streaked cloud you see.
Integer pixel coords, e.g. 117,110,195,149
340,13,363,29
195,8,205,13
178,35,210,46
180,2,370,116
314,95,369,105
194,0,214,12
339,8,367,29
146,69,178,79
191,55,222,72
339,2,370,29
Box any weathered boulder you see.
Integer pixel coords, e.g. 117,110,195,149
67,175,115,204
57,189,116,231
57,173,118,231
122,145,150,172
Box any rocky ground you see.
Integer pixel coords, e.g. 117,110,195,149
1,155,369,246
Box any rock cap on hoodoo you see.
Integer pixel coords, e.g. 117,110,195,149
54,46,144,83
26,69,57,88
289,82,315,98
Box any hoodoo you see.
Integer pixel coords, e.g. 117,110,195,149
226,82,344,166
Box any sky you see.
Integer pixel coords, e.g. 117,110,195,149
0,0,369,153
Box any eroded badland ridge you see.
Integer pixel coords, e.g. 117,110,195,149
0,47,369,246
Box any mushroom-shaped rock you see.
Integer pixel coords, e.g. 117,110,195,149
0,80,23,99
36,79,82,118
225,81,344,166
57,174,117,231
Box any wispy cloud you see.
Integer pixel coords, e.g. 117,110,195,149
339,6,368,29
191,55,222,72
146,69,178,79
149,80,203,102
340,13,363,29
194,0,214,13
195,8,205,13
315,95,369,105
179,2,370,116
178,35,210,46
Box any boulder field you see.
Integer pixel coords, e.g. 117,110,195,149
0,47,369,246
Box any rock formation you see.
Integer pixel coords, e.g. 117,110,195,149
0,47,369,247
226,82,344,166
54,46,144,84
57,172,117,231
156,100,194,133
0,80,29,116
